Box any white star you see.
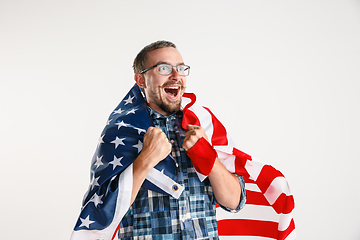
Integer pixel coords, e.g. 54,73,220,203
113,108,123,114
133,127,146,135
89,193,103,207
91,176,100,190
94,155,104,169
97,135,105,147
133,140,143,153
79,215,95,228
109,156,123,170
106,119,112,126
126,108,138,115
124,95,134,105
111,137,125,149
115,120,129,130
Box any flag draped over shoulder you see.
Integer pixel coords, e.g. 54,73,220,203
72,85,295,240
71,84,183,240
182,93,296,240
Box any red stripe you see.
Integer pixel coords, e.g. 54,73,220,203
233,148,252,178
255,165,294,214
246,190,271,206
203,107,228,146
256,165,284,192
217,219,278,239
182,93,196,111
182,109,201,129
111,225,119,240
278,218,296,240
272,194,295,214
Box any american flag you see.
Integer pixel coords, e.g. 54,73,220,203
182,93,296,240
71,84,183,240
71,84,295,240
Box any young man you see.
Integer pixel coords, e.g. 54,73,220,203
120,41,246,239
71,40,246,240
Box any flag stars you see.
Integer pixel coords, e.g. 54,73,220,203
111,137,125,149
133,127,146,135
109,156,123,170
90,176,100,190
115,121,129,130
79,215,95,228
124,95,134,105
113,108,123,115
94,155,104,169
126,108,138,115
97,135,105,147
133,140,143,153
89,193,103,207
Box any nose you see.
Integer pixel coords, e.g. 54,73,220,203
170,66,181,80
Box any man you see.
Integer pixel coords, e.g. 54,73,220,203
71,40,246,240
124,41,246,238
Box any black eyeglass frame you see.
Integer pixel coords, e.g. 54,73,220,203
140,64,190,76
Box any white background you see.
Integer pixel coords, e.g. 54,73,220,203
1,0,360,239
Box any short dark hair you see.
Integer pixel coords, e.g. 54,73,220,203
133,40,177,73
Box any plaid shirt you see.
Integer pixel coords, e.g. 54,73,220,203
118,107,246,240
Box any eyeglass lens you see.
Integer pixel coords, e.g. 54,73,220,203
157,64,189,76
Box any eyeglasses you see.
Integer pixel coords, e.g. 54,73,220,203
140,63,190,76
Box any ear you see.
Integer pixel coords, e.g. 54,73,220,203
134,73,146,88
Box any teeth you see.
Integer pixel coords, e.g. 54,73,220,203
166,86,179,89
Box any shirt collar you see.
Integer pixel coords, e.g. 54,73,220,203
147,106,183,121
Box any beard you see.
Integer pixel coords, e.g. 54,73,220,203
145,82,185,115
158,97,182,115
158,82,185,115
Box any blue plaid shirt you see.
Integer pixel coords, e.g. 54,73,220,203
118,107,246,240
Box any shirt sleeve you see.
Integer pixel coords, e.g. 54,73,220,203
216,174,246,213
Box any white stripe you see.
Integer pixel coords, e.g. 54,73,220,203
214,144,235,155
189,105,214,145
146,168,184,199
245,183,261,192
278,212,294,231
216,204,280,223
195,170,207,182
219,235,276,240
244,158,265,181
264,177,291,205
216,150,236,173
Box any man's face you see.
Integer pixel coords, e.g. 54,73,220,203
141,47,187,116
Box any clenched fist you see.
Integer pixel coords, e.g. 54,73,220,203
138,127,172,169
182,124,209,151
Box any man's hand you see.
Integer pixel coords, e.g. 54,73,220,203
183,124,217,176
183,126,241,210
131,127,172,205
182,124,209,151
138,127,172,169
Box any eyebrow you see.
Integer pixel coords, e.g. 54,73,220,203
155,61,186,66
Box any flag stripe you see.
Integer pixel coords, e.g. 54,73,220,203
217,219,278,238
245,190,271,206
278,219,296,240
219,236,278,240
182,104,296,240
216,204,279,222
203,107,228,146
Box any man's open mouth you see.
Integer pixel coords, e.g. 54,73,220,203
163,85,181,99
